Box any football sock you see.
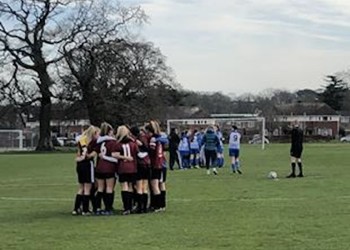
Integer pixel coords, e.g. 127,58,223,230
142,193,148,211
160,190,166,208
218,158,224,167
121,191,128,211
291,162,296,175
298,162,303,175
154,194,161,209
90,186,97,212
127,192,134,211
102,192,108,210
95,192,103,211
82,195,90,213
235,160,240,170
105,193,114,212
136,193,142,212
73,194,83,211
150,193,155,208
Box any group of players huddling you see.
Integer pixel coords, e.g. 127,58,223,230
174,124,242,175
72,120,168,216
72,121,244,216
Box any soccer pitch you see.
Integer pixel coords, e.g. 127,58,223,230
0,143,349,250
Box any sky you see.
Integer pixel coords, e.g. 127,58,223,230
128,0,350,96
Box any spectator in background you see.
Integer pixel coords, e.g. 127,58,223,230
168,128,181,170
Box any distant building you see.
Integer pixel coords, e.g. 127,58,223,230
24,102,90,138
274,102,340,137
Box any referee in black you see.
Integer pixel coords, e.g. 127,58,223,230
287,122,304,178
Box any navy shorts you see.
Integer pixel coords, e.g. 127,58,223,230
136,166,150,181
229,148,240,158
118,173,136,183
76,161,94,184
290,148,303,158
190,149,200,155
151,168,162,180
95,172,116,180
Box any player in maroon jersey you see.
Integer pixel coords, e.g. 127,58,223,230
130,126,151,213
94,122,118,215
86,127,100,214
111,125,139,215
145,120,164,212
72,125,99,215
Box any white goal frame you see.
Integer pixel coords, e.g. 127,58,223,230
0,129,24,150
167,117,266,149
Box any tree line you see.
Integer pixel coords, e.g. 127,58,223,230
0,0,349,150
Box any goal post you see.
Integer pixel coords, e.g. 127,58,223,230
0,129,24,151
167,116,266,149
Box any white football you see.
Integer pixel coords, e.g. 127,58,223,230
268,171,278,179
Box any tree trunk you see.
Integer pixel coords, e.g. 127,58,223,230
35,68,54,151
81,84,104,126
36,96,53,151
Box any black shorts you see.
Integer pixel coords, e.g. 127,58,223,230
290,148,303,158
76,161,94,184
160,168,167,183
136,166,150,180
95,172,116,180
118,173,136,183
151,168,162,180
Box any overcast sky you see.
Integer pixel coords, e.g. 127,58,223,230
128,0,350,96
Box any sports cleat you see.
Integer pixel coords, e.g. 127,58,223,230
237,169,242,174
71,210,81,216
154,208,163,213
213,169,218,175
82,211,92,216
286,173,296,178
206,169,210,175
297,173,304,178
122,210,131,216
102,210,113,216
94,209,103,216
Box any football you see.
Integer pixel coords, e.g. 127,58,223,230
268,171,278,179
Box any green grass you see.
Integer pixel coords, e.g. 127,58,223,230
0,143,350,250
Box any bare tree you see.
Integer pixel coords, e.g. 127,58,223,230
0,0,145,150
60,39,179,126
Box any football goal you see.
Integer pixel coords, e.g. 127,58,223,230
0,130,24,151
167,116,266,149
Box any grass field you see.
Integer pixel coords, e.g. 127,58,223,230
0,143,349,250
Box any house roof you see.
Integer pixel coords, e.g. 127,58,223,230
275,102,337,116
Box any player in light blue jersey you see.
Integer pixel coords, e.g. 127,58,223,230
214,125,225,168
228,125,242,174
178,131,191,169
189,129,200,169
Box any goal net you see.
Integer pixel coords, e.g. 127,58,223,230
167,116,266,149
0,130,24,151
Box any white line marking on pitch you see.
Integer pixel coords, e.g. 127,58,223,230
1,195,350,203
